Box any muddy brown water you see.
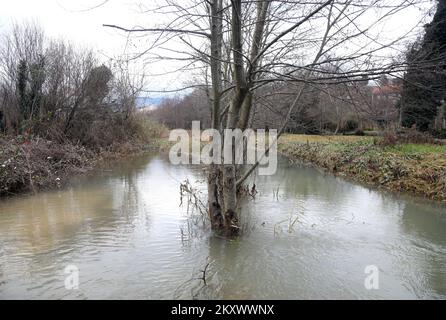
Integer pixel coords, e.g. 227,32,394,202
0,154,445,299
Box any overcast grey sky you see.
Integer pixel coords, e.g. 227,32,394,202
0,0,192,94
0,0,433,94
0,1,133,53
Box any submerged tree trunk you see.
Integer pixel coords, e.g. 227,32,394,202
208,164,224,230
206,0,331,236
207,0,269,236
207,0,226,233
100,1,426,239
220,0,250,236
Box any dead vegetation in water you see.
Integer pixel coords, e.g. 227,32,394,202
179,178,260,239
278,134,446,201
180,179,209,217
173,257,218,299
179,179,211,243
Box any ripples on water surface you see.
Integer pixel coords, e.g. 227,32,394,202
0,154,445,299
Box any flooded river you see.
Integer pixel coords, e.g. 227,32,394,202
0,154,445,299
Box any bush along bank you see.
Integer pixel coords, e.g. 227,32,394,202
0,136,93,196
278,134,446,202
0,118,169,197
0,23,173,197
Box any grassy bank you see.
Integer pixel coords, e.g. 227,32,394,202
278,134,446,202
0,117,168,197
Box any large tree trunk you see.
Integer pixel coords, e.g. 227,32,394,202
220,0,249,236
207,0,270,236
207,0,226,233
237,1,270,130
208,164,224,230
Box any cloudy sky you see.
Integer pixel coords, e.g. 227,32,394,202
0,0,433,94
0,0,192,94
0,1,135,54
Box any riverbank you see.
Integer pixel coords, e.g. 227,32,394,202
0,135,164,197
278,134,446,202
0,118,169,197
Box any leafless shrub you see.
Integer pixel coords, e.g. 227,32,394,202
380,127,437,146
0,21,154,149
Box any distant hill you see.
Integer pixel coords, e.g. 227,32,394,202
135,96,163,109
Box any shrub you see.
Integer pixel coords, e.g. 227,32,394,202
380,130,398,146
380,128,438,146
343,119,359,132
432,129,446,140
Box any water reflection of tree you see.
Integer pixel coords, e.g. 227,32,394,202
198,235,249,299
109,154,152,231
254,158,363,203
0,154,155,293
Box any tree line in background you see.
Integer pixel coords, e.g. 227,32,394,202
152,74,401,135
149,0,446,138
401,0,446,134
0,22,147,149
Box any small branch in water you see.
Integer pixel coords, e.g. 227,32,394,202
272,186,280,201
237,183,257,199
196,261,211,286
173,257,214,299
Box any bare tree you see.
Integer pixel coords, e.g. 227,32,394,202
104,0,429,235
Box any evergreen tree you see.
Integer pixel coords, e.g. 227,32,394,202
28,54,46,118
16,59,29,119
401,0,446,131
